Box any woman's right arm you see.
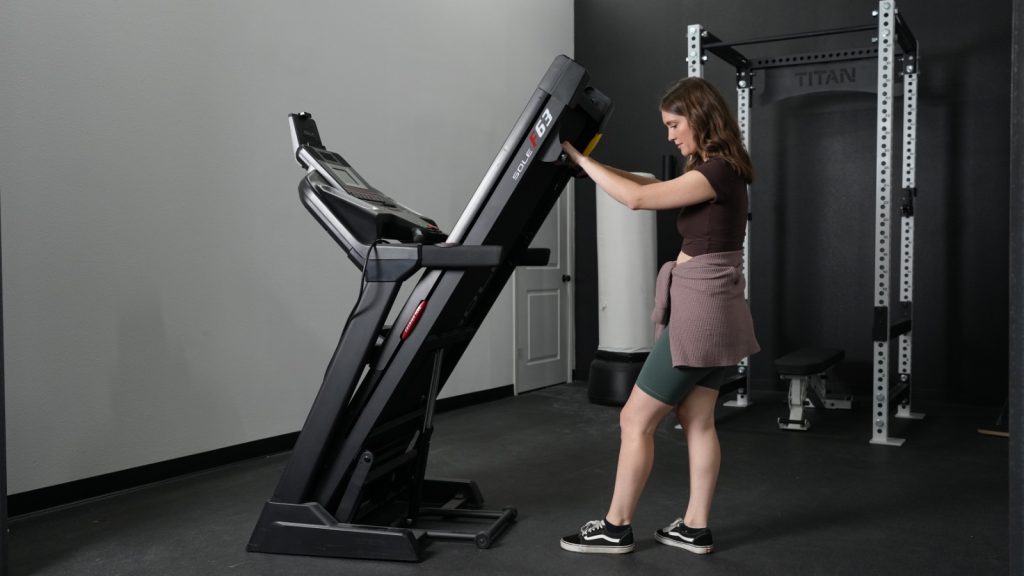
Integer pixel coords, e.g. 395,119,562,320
605,166,660,185
562,141,714,211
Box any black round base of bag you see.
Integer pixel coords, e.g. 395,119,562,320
588,350,649,407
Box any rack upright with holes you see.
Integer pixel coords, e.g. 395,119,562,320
687,0,922,445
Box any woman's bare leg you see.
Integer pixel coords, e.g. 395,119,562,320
675,386,720,528
604,385,675,525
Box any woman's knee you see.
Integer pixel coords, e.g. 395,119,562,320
682,416,716,437
619,394,666,437
676,400,717,432
619,406,654,437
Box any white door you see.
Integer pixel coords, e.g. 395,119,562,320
513,185,571,394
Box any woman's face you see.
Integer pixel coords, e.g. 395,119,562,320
661,110,698,157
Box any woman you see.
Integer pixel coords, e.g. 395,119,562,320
559,77,759,555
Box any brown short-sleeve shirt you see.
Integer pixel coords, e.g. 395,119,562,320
675,157,749,256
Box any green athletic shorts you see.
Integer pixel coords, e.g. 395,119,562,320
635,331,729,406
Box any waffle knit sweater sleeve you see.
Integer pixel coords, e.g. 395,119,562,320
651,251,759,368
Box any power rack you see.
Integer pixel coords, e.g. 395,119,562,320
688,1,922,445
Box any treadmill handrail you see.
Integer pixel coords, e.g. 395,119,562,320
300,173,368,268
420,245,502,268
363,244,503,282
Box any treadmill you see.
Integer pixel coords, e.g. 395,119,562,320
247,55,612,562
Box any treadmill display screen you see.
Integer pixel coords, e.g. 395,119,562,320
330,163,367,189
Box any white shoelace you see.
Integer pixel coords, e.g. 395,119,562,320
665,518,685,531
580,520,605,535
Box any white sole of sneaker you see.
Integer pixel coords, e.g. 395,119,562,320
654,533,713,554
560,540,636,554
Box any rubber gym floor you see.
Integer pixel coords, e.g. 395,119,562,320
7,381,1008,576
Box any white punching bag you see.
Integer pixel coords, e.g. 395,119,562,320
588,172,657,405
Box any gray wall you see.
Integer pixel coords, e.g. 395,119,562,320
0,1,572,494
574,0,1011,403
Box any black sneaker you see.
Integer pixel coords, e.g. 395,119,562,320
654,518,714,554
560,520,636,554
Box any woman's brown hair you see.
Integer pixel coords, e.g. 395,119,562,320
660,77,754,183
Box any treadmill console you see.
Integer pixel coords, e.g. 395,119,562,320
289,113,448,246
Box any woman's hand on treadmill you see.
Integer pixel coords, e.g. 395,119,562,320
561,141,584,164
559,141,589,179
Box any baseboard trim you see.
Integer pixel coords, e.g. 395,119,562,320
8,432,299,518
8,385,515,518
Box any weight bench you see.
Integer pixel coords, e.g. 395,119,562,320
775,347,849,431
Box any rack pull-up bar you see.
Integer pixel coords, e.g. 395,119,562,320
703,24,876,51
702,9,916,64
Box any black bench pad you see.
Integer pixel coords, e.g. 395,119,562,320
774,347,844,376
